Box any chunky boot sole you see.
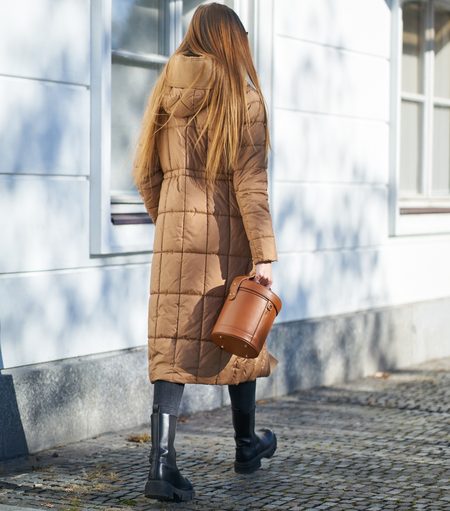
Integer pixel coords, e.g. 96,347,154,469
144,479,195,502
234,433,277,474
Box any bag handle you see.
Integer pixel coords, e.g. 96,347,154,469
227,274,255,301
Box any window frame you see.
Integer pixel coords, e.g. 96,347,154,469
389,0,450,236
90,0,262,255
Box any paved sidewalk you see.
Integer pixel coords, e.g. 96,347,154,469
0,358,449,511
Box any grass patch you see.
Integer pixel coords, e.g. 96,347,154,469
84,464,120,483
60,497,82,511
91,481,112,491
64,483,90,495
118,498,137,506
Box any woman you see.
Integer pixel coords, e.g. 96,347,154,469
133,2,279,503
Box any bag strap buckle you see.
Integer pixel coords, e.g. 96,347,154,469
227,274,254,301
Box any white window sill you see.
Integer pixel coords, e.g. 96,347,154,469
395,207,450,236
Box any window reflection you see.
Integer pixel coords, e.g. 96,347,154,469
400,101,423,194
112,0,163,55
402,1,426,94
434,3,450,98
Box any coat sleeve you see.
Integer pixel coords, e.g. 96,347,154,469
232,92,278,265
137,164,164,224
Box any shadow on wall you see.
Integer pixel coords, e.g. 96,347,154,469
269,0,396,391
0,0,150,364
0,334,28,460
0,373,28,460
0,0,90,177
0,0,401,457
0,261,149,372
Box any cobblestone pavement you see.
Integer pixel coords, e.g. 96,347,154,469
1,358,449,511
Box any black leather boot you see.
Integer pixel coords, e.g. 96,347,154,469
231,406,277,474
144,404,195,502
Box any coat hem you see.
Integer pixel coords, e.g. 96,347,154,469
149,350,278,385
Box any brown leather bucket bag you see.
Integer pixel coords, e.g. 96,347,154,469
211,273,282,358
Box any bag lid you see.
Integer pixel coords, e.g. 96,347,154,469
227,275,282,315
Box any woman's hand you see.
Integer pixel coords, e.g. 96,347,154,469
254,262,273,288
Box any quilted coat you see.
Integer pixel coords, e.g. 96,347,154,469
138,53,279,385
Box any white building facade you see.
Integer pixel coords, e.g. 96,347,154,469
1,0,449,459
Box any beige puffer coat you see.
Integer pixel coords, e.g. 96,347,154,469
138,53,279,385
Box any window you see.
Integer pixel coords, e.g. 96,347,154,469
399,0,450,212
91,0,239,254
110,0,169,217
110,0,232,222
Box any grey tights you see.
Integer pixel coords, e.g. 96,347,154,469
153,380,185,417
152,379,256,417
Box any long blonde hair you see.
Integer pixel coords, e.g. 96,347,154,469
133,2,270,186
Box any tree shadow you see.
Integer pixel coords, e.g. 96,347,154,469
265,0,400,396
0,0,425,463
